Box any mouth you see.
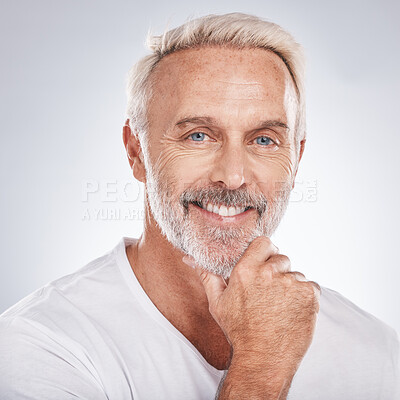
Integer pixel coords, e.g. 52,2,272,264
189,200,256,224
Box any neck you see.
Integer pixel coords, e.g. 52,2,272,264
129,199,208,308
125,198,231,370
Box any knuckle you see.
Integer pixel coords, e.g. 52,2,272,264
253,236,272,245
302,280,321,303
251,236,276,251
232,262,252,281
310,281,322,300
284,271,298,280
280,272,295,285
294,271,306,281
260,264,274,279
268,254,291,272
265,260,279,273
276,254,290,264
311,281,321,293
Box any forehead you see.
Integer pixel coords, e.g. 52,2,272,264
147,46,297,130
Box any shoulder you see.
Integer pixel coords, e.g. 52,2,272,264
1,240,122,322
290,287,400,398
318,286,399,359
0,239,126,356
320,286,398,336
0,240,131,399
0,315,109,399
0,242,118,345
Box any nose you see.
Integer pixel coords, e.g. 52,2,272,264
209,140,249,190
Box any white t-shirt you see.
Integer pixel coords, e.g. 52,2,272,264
0,237,399,400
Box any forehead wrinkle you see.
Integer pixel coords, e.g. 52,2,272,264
194,79,275,100
148,46,297,135
216,80,264,86
151,48,290,95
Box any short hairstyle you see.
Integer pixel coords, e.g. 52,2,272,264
126,12,306,153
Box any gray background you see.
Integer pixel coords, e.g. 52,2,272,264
1,0,399,334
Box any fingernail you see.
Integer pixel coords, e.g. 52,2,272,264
182,256,196,268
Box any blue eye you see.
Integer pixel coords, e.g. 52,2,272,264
189,132,206,141
256,136,273,146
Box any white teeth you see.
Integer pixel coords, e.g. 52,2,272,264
228,206,236,216
204,202,247,217
219,205,228,217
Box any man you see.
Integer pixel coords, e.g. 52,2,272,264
0,12,399,399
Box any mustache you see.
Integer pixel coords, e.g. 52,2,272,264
180,186,268,215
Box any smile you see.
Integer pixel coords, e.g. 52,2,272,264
190,200,254,219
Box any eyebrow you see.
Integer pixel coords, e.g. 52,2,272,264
175,116,216,128
175,116,290,132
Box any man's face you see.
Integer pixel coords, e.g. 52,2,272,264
141,46,300,278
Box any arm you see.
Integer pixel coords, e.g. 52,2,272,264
216,354,294,399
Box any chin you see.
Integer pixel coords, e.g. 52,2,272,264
180,227,254,278
192,252,238,279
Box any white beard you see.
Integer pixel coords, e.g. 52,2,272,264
144,155,291,279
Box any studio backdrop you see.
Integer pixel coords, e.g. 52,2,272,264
1,0,399,335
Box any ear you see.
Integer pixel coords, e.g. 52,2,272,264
123,119,146,183
292,138,306,189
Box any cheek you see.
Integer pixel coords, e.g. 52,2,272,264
150,146,214,192
253,151,297,196
255,150,297,181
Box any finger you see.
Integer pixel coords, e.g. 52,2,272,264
265,254,291,273
283,271,306,281
195,267,227,309
239,236,279,266
308,280,321,300
182,255,197,269
294,278,321,301
182,256,227,307
301,280,321,313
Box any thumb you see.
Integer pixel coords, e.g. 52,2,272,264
182,256,226,307
195,267,227,308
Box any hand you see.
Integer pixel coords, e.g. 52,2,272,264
184,236,320,381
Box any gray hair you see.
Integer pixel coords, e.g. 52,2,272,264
126,12,306,153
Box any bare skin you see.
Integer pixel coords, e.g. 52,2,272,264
185,237,320,398
123,46,320,398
